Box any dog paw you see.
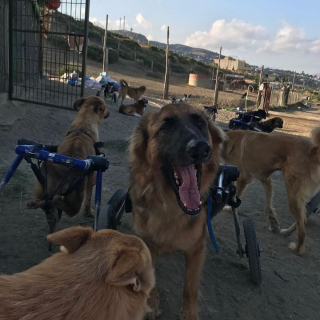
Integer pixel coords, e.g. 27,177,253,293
180,310,199,320
27,200,40,209
84,208,95,218
268,217,280,233
144,309,161,320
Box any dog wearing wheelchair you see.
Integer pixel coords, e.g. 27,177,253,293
128,103,225,319
27,96,109,246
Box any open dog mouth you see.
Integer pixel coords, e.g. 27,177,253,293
167,164,202,215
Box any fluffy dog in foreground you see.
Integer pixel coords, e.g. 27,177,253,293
0,227,155,320
129,103,224,319
222,128,320,254
117,79,147,106
249,117,284,133
27,96,109,240
119,98,148,117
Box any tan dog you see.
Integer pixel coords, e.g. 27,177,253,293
222,128,320,255
129,103,224,319
27,96,109,241
249,117,284,133
119,98,148,117
0,227,155,320
117,79,146,106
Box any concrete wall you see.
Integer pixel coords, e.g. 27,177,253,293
188,74,225,90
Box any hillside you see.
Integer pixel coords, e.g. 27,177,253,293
114,30,224,64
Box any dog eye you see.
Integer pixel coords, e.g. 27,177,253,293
191,114,205,127
159,117,174,131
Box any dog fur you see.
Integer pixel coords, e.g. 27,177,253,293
221,128,320,254
117,79,147,106
27,96,109,239
172,94,192,104
128,103,225,319
249,117,284,133
0,227,155,320
119,98,148,118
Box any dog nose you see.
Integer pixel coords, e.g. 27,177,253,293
187,139,211,161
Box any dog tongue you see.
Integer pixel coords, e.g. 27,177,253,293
176,165,200,210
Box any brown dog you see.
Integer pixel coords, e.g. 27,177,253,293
222,128,320,255
249,117,284,133
128,103,224,319
117,79,146,106
0,227,155,320
27,96,109,241
119,98,148,117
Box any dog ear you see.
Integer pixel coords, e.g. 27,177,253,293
93,99,109,118
47,227,92,254
184,94,187,98
73,97,87,111
206,115,225,145
106,251,143,292
189,94,192,98
129,112,155,163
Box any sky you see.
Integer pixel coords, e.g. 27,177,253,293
87,0,320,74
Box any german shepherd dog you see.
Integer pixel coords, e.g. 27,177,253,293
117,79,147,106
119,98,148,117
249,117,284,133
222,128,320,254
27,97,109,245
0,227,155,320
129,103,224,319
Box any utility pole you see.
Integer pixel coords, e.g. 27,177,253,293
213,47,222,106
163,26,170,100
102,14,109,73
123,16,125,30
292,71,296,91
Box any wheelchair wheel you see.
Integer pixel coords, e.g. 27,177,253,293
243,218,262,285
98,189,127,230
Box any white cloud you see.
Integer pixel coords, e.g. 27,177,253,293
147,35,153,41
81,7,85,14
185,19,266,51
89,17,105,28
136,13,151,29
161,24,167,31
260,23,305,53
310,40,320,54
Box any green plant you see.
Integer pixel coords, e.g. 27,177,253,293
108,49,119,64
136,59,144,67
317,92,320,101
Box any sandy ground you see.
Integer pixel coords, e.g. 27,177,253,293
0,59,320,320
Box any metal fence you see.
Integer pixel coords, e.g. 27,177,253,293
9,0,90,109
0,1,9,93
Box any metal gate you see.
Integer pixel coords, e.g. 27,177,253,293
9,0,90,110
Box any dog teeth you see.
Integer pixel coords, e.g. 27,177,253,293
174,171,178,179
200,201,202,205
175,179,180,185
183,203,187,207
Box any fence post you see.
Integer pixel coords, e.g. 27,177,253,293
213,47,222,106
163,26,170,99
256,65,264,109
103,14,108,73
80,0,91,97
151,61,153,70
118,41,120,50
134,48,136,61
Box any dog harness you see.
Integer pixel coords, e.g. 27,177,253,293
67,129,104,155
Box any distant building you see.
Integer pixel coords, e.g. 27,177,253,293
214,56,250,74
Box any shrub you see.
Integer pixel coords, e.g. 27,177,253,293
318,92,320,101
87,44,103,62
108,49,119,64
136,59,144,67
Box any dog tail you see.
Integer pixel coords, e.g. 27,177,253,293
119,79,128,87
311,127,320,146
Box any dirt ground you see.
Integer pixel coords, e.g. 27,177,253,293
0,59,320,320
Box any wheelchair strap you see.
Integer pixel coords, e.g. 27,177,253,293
67,129,104,155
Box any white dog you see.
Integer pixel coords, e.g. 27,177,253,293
172,94,192,104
